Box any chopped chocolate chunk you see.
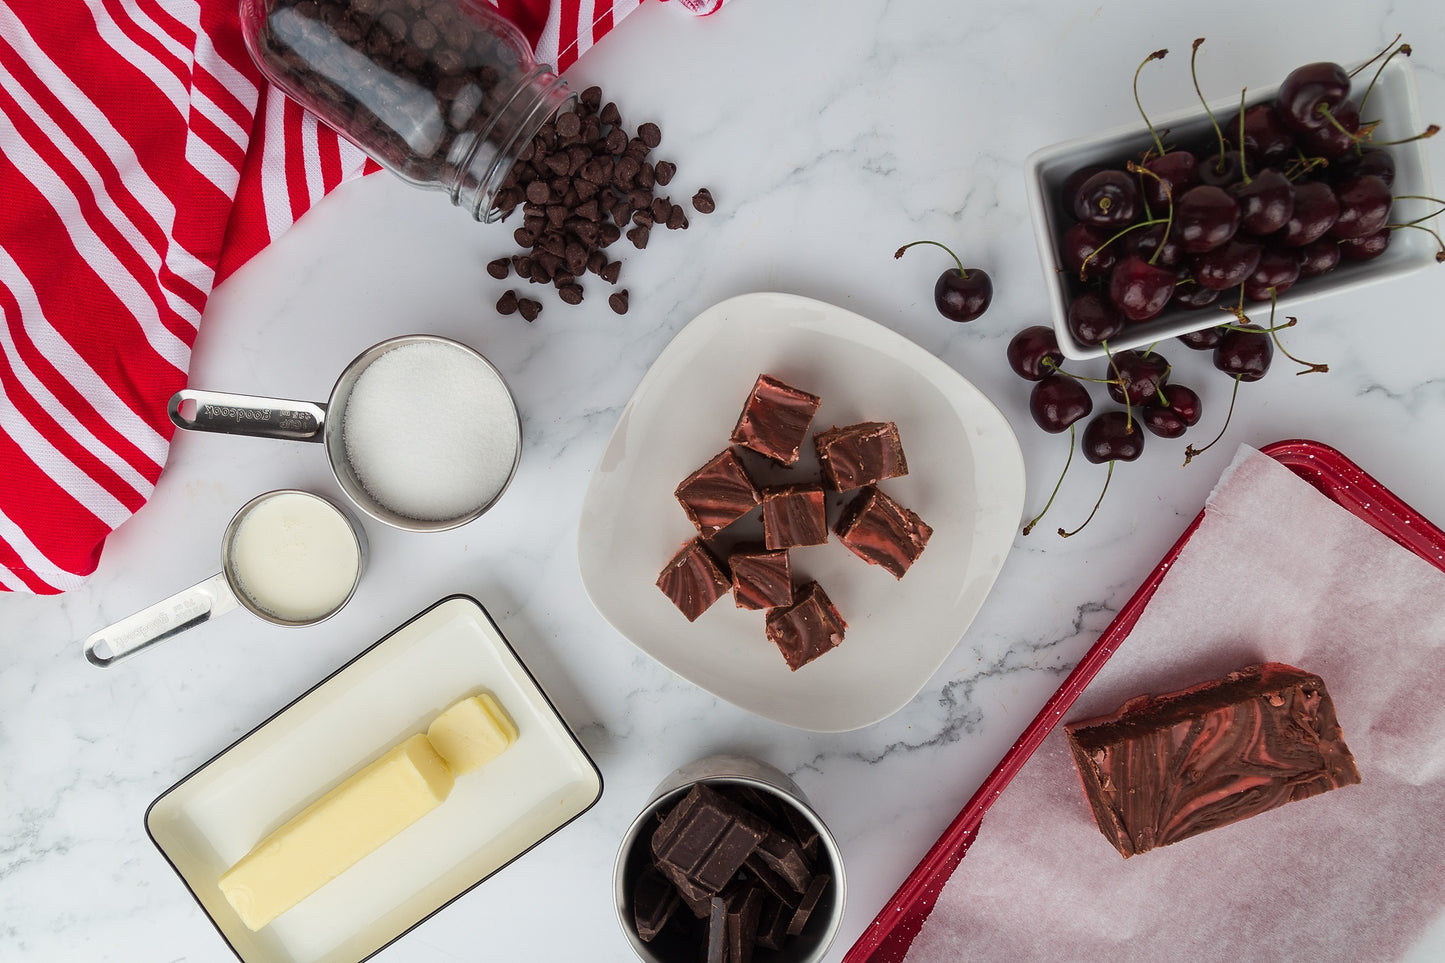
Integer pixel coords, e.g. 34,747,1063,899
608,289,630,315
675,448,759,538
653,785,767,895
728,545,792,611
765,582,846,671
693,187,716,213
814,421,908,490
835,486,932,578
1065,662,1362,858
760,484,828,550
730,374,822,466
656,539,731,623
486,257,511,279
785,873,832,937
496,289,518,315
633,865,680,942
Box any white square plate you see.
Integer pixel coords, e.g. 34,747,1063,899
577,293,1025,732
145,595,602,963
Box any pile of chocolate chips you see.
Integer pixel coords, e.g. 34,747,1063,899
487,85,716,319
633,783,833,961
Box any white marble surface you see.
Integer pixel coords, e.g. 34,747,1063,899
5,0,1445,960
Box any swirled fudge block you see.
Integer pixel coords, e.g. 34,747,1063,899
765,581,846,671
656,539,731,622
675,448,760,539
835,486,932,578
728,545,792,610
730,374,822,465
814,421,908,491
1064,662,1361,859
760,483,828,550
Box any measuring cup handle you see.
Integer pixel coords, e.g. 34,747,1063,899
169,389,328,442
84,573,241,667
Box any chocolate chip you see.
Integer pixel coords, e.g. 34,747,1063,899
600,222,622,246
631,210,653,228
627,224,650,249
496,289,518,315
638,122,661,149
512,227,536,248
654,160,676,186
692,188,716,214
605,128,628,155
525,181,550,204
608,289,629,314
601,260,622,284
487,257,511,279
600,101,621,126
666,205,688,230
518,298,542,322
587,250,607,275
556,110,581,140
559,283,584,305
651,196,670,222
581,85,602,111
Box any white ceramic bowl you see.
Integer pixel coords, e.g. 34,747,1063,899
1025,56,1437,361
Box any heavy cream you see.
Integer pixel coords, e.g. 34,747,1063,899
228,491,361,622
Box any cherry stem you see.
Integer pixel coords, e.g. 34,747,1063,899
1189,39,1228,167
895,240,968,279
1350,34,1404,81
1059,460,1114,538
1104,343,1135,430
1388,200,1445,228
1237,89,1252,184
1284,152,1328,182
1358,40,1409,112
1261,294,1327,375
1041,358,1120,387
1220,318,1295,335
1124,164,1175,266
1316,104,1372,144
1183,374,1241,467
1390,222,1445,261
1134,49,1171,158
1023,423,1076,536
1370,124,1440,148
1077,214,1168,278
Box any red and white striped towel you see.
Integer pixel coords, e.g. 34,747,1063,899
0,0,722,595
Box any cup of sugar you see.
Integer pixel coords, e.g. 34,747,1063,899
84,490,367,666
168,335,523,532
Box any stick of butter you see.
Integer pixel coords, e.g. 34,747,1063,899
426,692,518,775
218,733,454,931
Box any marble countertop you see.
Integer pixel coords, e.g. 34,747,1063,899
5,0,1445,960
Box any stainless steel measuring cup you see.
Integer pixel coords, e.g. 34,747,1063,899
167,334,522,533
83,490,368,667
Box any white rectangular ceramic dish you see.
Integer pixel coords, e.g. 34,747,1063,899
146,595,602,963
1025,56,1436,361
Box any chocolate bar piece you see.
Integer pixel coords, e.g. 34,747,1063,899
652,785,767,895
656,539,731,622
730,374,821,465
675,448,760,539
785,872,832,938
728,545,792,611
765,581,846,671
760,483,828,550
726,884,764,963
755,897,792,951
705,896,728,963
742,851,800,907
1065,662,1362,858
754,830,812,893
814,421,908,491
632,865,680,942
835,485,933,578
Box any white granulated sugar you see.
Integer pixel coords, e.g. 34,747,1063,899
342,342,518,522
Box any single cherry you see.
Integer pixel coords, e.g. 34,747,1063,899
1229,168,1294,236
1029,374,1093,433
1061,222,1119,279
1072,170,1142,227
1232,103,1294,166
1141,151,1199,210
1067,291,1126,345
895,240,993,322
1121,222,1184,269
1277,61,1351,132
1328,174,1392,239
1107,349,1170,406
1213,324,1274,381
1196,150,1246,188
1339,229,1391,261
1109,254,1177,323
1297,100,1362,160
1177,325,1225,350
1061,164,1106,211
1058,411,1145,537
1297,238,1342,278
1174,185,1241,253
1143,383,1203,438
1008,326,1064,381
1243,247,1302,302
1172,281,1223,311
1274,180,1340,247
1191,238,1263,290
1348,149,1396,188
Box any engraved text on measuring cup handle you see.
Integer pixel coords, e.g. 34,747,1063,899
168,389,327,442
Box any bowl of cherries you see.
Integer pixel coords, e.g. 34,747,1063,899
1025,39,1440,361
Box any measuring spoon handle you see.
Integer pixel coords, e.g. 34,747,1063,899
169,389,328,442
84,573,240,667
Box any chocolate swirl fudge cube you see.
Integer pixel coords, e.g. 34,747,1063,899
656,539,731,622
765,581,846,671
1064,662,1361,858
730,374,821,466
675,448,760,539
814,421,908,491
728,545,792,610
835,486,932,578
760,483,828,550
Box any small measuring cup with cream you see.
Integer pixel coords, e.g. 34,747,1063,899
168,335,522,532
84,491,366,667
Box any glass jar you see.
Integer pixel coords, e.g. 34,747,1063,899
239,0,573,220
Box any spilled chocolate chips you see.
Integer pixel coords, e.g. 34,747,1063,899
487,85,714,319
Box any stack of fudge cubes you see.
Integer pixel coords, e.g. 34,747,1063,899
655,373,933,671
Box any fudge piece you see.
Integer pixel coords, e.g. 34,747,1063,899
765,581,846,671
675,447,760,539
760,483,828,550
813,421,908,491
728,545,792,610
835,485,933,578
730,374,822,465
656,539,731,622
1064,662,1362,858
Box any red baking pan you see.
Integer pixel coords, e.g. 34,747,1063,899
843,438,1445,963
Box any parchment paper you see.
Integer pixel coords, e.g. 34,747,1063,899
906,446,1445,962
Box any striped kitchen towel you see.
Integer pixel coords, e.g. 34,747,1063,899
0,0,721,595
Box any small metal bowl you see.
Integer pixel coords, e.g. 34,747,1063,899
613,754,846,963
